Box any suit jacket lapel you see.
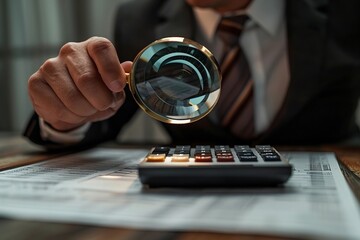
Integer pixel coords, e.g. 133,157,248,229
155,1,195,39
271,0,329,131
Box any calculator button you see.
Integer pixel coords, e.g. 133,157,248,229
195,147,211,155
239,155,258,162
262,154,281,162
195,150,211,155
195,145,211,151
214,145,230,152
258,149,274,154
234,145,251,151
152,147,170,154
174,145,191,154
216,153,234,162
256,145,272,149
236,150,254,156
175,145,191,150
171,154,190,162
260,152,277,156
255,146,273,152
146,154,166,162
195,153,212,162
214,146,232,161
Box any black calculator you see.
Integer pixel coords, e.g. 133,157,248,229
138,145,292,187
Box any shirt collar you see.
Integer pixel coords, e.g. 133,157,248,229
192,7,220,42
192,0,284,40
247,0,285,36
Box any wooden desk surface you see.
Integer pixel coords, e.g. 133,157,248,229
0,135,359,240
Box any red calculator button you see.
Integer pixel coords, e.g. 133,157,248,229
216,153,234,162
195,153,212,162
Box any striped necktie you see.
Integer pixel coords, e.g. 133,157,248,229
215,15,255,139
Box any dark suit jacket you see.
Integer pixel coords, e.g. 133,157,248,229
24,0,360,149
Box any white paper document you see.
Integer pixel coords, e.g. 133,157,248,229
0,148,359,240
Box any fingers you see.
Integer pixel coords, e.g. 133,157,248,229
86,37,127,92
39,57,97,117
28,73,87,131
29,72,126,131
88,91,126,122
121,61,133,73
28,37,129,132
59,42,118,111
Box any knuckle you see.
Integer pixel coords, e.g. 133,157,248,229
64,89,81,106
59,42,79,57
39,58,58,76
28,72,41,93
76,71,99,87
73,71,113,111
63,90,94,117
87,37,113,55
95,98,113,112
114,91,126,107
38,58,66,85
88,92,113,112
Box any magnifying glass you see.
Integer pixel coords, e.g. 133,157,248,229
126,37,221,124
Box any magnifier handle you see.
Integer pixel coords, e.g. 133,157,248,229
125,72,130,84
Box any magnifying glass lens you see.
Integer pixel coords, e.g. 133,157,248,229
129,37,221,124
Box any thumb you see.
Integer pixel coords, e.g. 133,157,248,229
121,61,133,73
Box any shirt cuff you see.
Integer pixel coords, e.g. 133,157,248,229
39,118,90,144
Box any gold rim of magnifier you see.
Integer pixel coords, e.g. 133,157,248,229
126,37,222,124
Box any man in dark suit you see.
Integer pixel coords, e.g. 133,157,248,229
24,0,360,150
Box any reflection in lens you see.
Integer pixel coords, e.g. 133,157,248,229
130,37,221,124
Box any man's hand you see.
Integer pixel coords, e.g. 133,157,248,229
28,37,132,132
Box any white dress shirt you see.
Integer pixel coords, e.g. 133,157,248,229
40,0,289,143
